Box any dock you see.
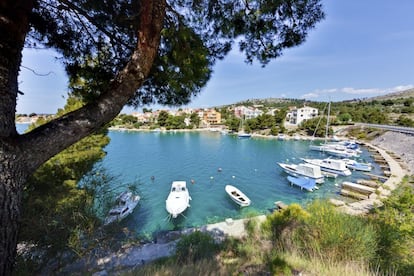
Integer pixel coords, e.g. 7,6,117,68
342,181,376,195
274,201,288,211
363,172,389,181
356,179,379,188
340,189,369,200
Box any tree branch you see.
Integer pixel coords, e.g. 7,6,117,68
19,0,166,173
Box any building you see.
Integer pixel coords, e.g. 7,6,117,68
234,106,263,119
203,109,221,125
287,106,318,125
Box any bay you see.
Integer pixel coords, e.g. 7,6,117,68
16,123,381,239
98,130,380,239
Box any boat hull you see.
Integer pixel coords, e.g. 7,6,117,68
225,185,251,207
166,181,191,218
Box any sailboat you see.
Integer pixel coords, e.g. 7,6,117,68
238,115,251,138
309,102,360,158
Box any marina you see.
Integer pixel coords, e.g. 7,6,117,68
96,130,383,237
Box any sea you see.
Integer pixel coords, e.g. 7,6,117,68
17,124,382,239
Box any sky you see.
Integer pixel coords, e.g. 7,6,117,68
17,0,414,114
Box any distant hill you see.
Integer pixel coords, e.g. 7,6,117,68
359,88,414,102
221,89,414,108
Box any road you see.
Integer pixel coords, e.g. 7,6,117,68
355,123,414,135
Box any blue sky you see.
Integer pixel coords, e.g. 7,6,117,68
17,0,414,114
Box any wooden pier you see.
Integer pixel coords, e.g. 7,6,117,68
363,172,389,181
340,189,368,200
356,179,379,188
342,181,376,195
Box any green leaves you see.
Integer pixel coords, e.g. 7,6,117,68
29,0,324,107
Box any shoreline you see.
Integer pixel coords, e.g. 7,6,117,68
57,131,413,274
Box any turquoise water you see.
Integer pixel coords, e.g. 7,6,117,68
16,124,381,238
98,130,380,238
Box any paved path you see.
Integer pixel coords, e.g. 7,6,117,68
61,216,268,275
338,142,407,215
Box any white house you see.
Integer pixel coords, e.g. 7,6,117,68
287,106,318,125
234,106,263,119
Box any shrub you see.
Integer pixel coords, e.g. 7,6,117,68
263,201,378,263
175,231,219,264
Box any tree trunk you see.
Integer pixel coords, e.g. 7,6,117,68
0,149,28,276
0,0,166,274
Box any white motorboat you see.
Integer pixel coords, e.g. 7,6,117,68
104,191,140,225
278,162,325,184
225,185,251,207
301,158,352,176
342,159,372,172
165,181,192,218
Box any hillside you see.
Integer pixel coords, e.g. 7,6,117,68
223,88,414,107
362,88,414,102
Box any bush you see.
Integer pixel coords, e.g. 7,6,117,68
263,201,377,263
369,181,414,275
175,231,219,264
301,201,377,262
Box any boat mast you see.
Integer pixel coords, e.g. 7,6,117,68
325,101,331,144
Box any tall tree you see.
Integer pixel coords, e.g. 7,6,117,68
0,0,324,273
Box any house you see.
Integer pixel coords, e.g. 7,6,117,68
287,106,318,125
234,106,263,119
203,109,221,125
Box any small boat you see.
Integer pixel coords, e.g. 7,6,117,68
301,158,352,176
343,159,372,172
238,115,251,138
287,176,318,192
225,185,251,207
278,162,325,184
104,191,140,225
165,181,192,218
238,132,251,138
277,133,286,140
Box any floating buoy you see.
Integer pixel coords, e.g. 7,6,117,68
210,176,214,179
191,179,195,184
232,175,235,179
218,167,222,172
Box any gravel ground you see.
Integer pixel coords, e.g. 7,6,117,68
370,132,414,175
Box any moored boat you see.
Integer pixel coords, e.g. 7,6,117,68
343,159,372,172
278,162,325,184
287,175,318,192
104,191,140,225
301,157,352,176
165,181,192,218
225,185,251,207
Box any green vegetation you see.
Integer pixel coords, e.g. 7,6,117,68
16,97,111,271
131,180,413,275
106,94,414,136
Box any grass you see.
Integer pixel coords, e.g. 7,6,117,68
64,181,414,275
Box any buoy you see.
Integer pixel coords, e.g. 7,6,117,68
232,175,235,179
191,179,195,184
218,167,222,172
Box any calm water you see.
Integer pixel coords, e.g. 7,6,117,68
16,124,381,239
98,130,380,238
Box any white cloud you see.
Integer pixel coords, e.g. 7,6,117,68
300,84,414,100
300,93,319,99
